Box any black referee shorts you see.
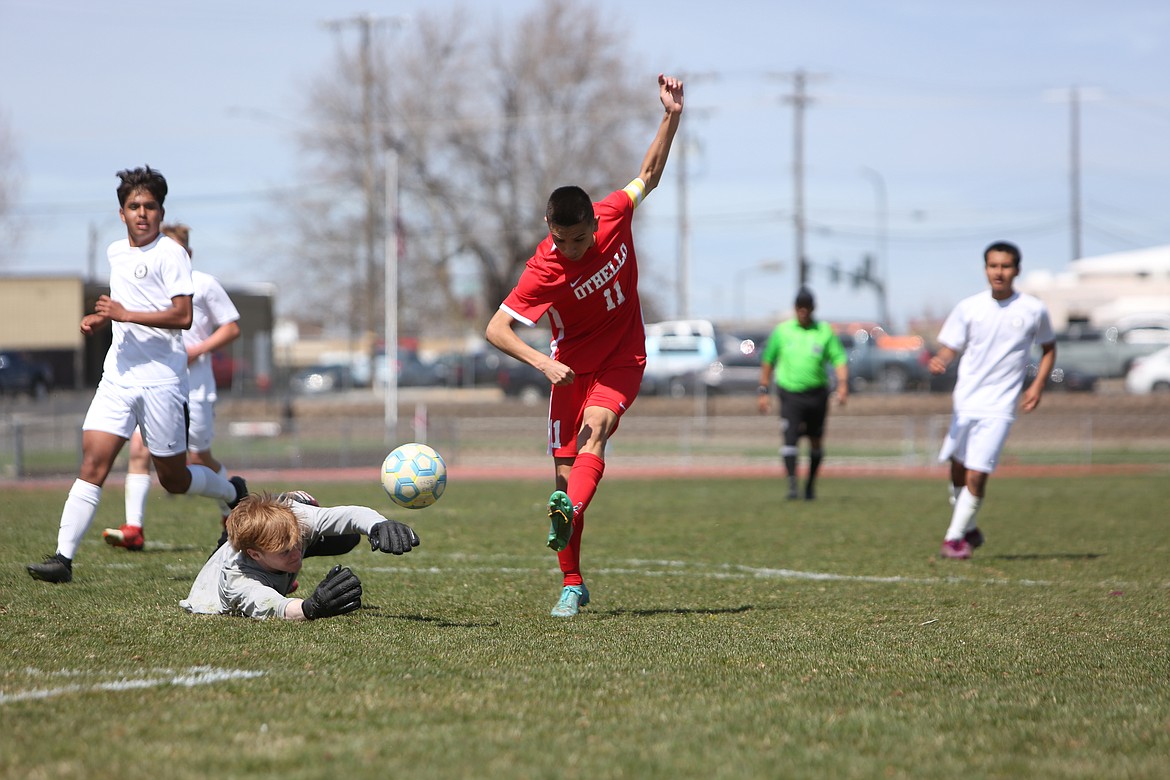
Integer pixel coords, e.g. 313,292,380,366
777,386,831,444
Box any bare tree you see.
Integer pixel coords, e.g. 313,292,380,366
282,1,651,340
0,110,23,265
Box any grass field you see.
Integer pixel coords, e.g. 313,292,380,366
3,472,1169,779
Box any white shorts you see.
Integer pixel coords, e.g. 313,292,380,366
83,380,189,458
187,398,216,452
938,415,1014,474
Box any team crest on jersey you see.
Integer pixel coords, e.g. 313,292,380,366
134,263,148,279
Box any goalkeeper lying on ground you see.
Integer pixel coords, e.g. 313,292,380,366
180,490,419,620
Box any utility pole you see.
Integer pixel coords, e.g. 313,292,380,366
323,14,390,344
772,69,827,291
673,72,716,320
1046,85,1100,263
1069,85,1082,262
861,167,892,329
791,70,809,289
384,149,399,444
676,123,690,319
86,222,99,281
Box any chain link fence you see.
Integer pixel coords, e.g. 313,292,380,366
4,390,1169,481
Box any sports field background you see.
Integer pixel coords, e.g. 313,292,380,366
4,387,1170,482
2,389,1169,778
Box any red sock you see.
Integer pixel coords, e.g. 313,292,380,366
558,452,605,586
566,452,605,517
559,510,585,586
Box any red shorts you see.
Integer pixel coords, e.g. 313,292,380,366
548,362,644,457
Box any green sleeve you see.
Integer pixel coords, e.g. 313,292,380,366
825,331,848,367
760,325,782,366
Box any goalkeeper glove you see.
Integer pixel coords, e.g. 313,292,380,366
369,520,420,555
300,565,362,620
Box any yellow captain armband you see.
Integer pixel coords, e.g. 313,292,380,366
623,178,647,208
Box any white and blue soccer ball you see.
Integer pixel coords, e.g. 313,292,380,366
381,442,447,509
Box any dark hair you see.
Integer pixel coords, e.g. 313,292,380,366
546,186,594,227
116,166,168,208
983,240,1021,268
794,286,815,309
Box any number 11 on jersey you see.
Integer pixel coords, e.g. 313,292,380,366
603,281,626,311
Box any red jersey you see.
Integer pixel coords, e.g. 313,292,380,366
500,190,646,374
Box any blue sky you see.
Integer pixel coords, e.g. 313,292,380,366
2,0,1168,332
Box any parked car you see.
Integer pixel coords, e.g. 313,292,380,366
0,351,54,399
372,349,443,388
675,335,767,395
1026,362,1098,392
436,350,507,388
211,351,250,391
1047,325,1164,379
496,355,549,404
930,357,1098,394
290,364,360,395
641,319,731,397
675,323,933,396
1125,345,1170,394
833,323,932,393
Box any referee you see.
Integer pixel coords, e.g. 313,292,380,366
757,287,849,500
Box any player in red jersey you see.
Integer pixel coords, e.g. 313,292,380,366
486,73,684,617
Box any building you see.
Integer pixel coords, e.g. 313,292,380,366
0,275,274,393
1019,245,1170,331
0,277,86,388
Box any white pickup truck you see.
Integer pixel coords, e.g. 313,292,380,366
641,319,728,397
1048,326,1166,378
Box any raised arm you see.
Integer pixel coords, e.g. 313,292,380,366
637,74,685,197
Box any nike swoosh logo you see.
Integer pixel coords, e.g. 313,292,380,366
570,275,585,286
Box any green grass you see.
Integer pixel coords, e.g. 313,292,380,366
3,474,1169,779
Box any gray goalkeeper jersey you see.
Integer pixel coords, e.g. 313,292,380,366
180,502,387,619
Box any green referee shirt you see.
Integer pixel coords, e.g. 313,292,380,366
760,319,847,392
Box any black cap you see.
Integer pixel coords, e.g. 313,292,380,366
794,287,815,309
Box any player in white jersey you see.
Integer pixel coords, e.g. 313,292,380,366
103,223,242,552
27,167,248,584
928,241,1056,559
181,491,420,620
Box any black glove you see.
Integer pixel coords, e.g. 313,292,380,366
369,520,420,555
300,565,362,620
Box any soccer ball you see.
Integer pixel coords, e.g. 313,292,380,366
381,443,447,509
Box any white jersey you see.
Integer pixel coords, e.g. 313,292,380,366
938,290,1055,420
102,234,194,387
186,270,240,402
180,502,386,619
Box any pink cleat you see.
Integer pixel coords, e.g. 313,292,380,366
940,538,973,559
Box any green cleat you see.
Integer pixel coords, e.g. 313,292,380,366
550,584,590,618
547,490,573,551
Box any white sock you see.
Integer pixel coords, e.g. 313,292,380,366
57,479,102,560
186,464,235,503
944,487,982,541
948,483,962,507
216,464,231,517
124,472,152,528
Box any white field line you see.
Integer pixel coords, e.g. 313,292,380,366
0,666,265,705
360,555,1053,588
